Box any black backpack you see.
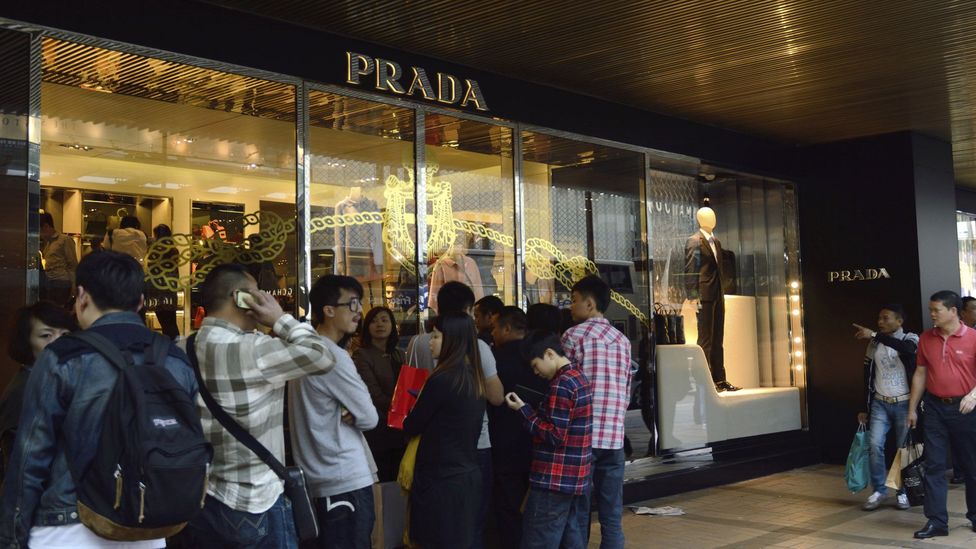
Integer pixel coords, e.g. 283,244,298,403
66,331,213,541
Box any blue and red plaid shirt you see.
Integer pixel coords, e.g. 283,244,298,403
519,362,593,495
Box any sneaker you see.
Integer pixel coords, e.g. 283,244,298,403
896,493,910,510
863,491,885,511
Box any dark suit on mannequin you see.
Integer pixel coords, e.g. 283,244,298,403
685,229,729,385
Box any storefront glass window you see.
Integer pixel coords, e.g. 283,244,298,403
425,115,515,313
39,38,298,337
651,165,806,453
308,90,418,336
958,211,976,297
522,131,652,455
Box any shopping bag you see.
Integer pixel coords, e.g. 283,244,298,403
387,366,428,430
885,435,925,491
653,303,685,345
398,435,422,548
845,424,870,493
901,431,925,506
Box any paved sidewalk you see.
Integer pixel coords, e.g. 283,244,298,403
589,464,976,548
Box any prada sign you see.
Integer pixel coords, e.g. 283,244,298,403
828,268,891,282
345,52,489,111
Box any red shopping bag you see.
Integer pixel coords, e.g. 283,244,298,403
387,365,428,430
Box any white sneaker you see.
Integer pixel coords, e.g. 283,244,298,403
863,491,885,511
896,493,910,510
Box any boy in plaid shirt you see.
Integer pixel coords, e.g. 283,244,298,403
505,330,593,549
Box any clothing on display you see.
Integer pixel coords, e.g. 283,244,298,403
427,252,484,313
334,192,384,278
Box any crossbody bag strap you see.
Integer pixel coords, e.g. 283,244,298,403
67,331,132,371
185,333,289,481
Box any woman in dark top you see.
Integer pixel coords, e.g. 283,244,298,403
352,306,406,482
403,312,487,549
0,302,76,473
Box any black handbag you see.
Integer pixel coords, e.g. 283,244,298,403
653,303,685,345
901,431,925,507
186,334,320,542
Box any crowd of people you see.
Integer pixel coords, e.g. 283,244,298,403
0,247,634,549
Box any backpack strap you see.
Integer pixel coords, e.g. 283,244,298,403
144,332,171,369
67,331,134,372
185,334,289,482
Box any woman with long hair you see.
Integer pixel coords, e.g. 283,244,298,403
403,312,487,548
1,302,76,469
352,306,407,482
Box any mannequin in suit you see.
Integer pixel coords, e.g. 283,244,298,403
685,207,740,392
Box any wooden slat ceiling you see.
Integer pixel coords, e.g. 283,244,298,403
202,0,976,187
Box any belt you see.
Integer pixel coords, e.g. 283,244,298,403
927,393,964,404
874,393,910,404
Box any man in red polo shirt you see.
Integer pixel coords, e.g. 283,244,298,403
907,290,976,539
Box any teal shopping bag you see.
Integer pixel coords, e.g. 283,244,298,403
845,424,870,493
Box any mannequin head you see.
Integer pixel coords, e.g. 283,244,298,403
696,207,716,232
350,186,362,201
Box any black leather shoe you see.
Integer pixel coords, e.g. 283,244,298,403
913,523,948,539
951,475,965,484
715,381,741,392
972,522,976,533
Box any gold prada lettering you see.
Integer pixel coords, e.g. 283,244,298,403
346,52,374,85
345,52,489,111
407,67,435,100
437,73,461,104
460,79,489,111
375,59,406,94
827,267,892,282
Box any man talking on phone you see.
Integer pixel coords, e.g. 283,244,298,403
177,263,336,548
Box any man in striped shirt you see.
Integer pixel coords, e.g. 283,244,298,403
562,275,631,549
506,330,592,548
179,264,336,548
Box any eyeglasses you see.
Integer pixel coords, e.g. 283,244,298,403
331,298,363,312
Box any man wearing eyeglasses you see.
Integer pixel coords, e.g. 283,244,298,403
178,263,336,549
289,275,379,549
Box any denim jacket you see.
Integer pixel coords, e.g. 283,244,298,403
0,312,198,547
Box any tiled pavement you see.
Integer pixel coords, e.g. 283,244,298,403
588,464,976,548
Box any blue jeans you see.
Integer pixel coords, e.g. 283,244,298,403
868,398,909,495
315,485,375,549
521,488,588,549
922,394,976,529
179,493,298,549
579,448,625,549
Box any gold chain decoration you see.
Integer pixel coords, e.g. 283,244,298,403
143,170,647,327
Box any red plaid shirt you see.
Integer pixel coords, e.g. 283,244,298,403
561,317,631,449
519,363,593,495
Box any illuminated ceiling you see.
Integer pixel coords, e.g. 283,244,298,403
202,0,976,186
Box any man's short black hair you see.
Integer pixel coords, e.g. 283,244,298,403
38,212,54,229
527,303,561,334
200,263,252,313
76,251,145,311
436,281,476,315
963,296,976,308
475,295,504,317
880,303,905,321
931,290,962,315
521,330,567,362
571,275,611,313
496,306,527,333
119,215,141,230
310,274,363,327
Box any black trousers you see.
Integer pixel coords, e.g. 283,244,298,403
922,394,976,529
492,469,529,549
697,298,726,383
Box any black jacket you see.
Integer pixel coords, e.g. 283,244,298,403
862,329,919,414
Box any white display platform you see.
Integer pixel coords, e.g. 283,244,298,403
655,344,801,450
681,295,760,388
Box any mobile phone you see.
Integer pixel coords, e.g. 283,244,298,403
234,290,254,310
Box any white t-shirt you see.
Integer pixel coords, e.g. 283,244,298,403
873,342,910,397
29,524,164,548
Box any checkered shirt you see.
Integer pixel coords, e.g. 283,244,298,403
561,317,631,450
191,315,335,513
520,363,593,495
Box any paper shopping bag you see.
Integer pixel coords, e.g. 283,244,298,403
387,365,428,430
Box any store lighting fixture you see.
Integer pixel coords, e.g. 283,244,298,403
60,143,93,151
793,337,802,344
794,351,803,357
792,309,800,316
206,186,250,194
790,295,800,302
795,364,804,371
77,175,122,185
79,81,113,93
790,281,799,289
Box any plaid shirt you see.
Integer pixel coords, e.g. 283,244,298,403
191,315,334,513
519,363,593,495
561,317,631,449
